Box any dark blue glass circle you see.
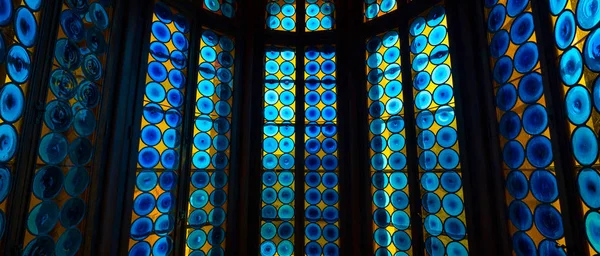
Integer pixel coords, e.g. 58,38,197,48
73,108,96,137
69,137,93,166
555,11,576,50
156,192,174,213
530,170,559,203
15,7,38,47
0,168,10,204
188,209,207,227
522,104,548,135
133,193,155,216
60,10,85,43
526,136,553,168
496,83,517,111
77,81,100,108
491,30,510,58
54,39,80,71
439,149,459,170
539,239,567,256
572,126,599,165
565,85,592,125
578,168,600,208
503,140,525,169
27,201,59,235
514,42,538,73
43,99,71,132
373,208,390,227
488,4,506,32
143,103,164,124
445,217,466,240
509,200,533,231
38,132,68,165
23,236,56,256
159,171,176,191
59,198,85,228
510,13,534,45
32,166,63,200
88,3,109,30
152,22,171,43
138,147,160,168
506,170,529,199
518,72,543,104
152,236,173,256
148,62,167,82
168,70,186,89
7,45,31,84
130,217,153,240
0,0,12,26
534,204,564,239
155,214,175,236
499,111,521,140
494,56,513,84
513,231,536,256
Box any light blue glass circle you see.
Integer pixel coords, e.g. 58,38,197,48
572,126,599,165
577,0,600,30
560,47,583,86
565,85,592,125
555,11,576,50
579,168,600,208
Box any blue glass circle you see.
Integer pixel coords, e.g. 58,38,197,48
510,13,534,45
494,56,513,84
54,230,81,256
88,3,109,30
586,211,600,252
441,171,462,193
60,200,84,228
146,82,166,102
433,84,453,105
130,217,153,241
534,204,564,239
530,170,559,203
445,217,466,240
439,149,460,169
566,85,592,125
443,194,464,216
0,0,13,26
499,111,521,140
7,45,31,83
432,64,451,84
513,231,536,256
518,72,543,104
425,236,445,256
496,83,517,111
572,126,599,165
155,214,175,236
0,83,23,123
584,28,600,72
421,172,439,191
422,192,441,214
0,168,9,204
506,171,529,199
60,9,84,43
38,132,68,165
578,168,600,208
54,39,80,71
136,171,157,192
509,200,533,231
488,5,506,33
410,17,426,36
491,30,510,58
23,236,56,256
419,150,437,171
133,193,155,216
152,22,170,43
514,42,538,73
32,166,63,200
522,104,548,135
539,239,567,256
429,26,447,46
555,11,576,50
414,71,431,90
411,35,428,54
507,0,528,17
550,0,568,15
148,62,167,82
16,7,38,47
27,201,59,235
560,47,583,86
577,0,600,30
526,135,553,168
503,140,525,169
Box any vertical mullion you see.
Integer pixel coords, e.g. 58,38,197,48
399,22,425,256
294,42,306,256
173,17,201,256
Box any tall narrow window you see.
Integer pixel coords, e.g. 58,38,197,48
410,6,469,255
304,45,339,255
128,3,190,255
305,0,335,32
0,0,44,241
367,31,413,255
484,0,566,254
23,1,113,254
186,29,235,255
364,0,398,21
203,0,236,18
548,1,600,254
260,46,297,255
266,0,296,32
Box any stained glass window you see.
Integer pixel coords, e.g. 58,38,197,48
547,0,600,254
364,0,398,21
22,1,113,254
260,46,296,255
366,30,413,255
186,29,235,255
409,6,469,255
0,0,44,242
203,0,236,18
484,0,567,254
128,2,190,255
266,0,296,32
304,45,339,255
305,0,335,32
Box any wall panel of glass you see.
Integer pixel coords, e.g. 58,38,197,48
186,28,235,256
483,0,567,254
305,0,335,32
364,0,398,21
0,0,45,243
128,2,190,255
547,0,600,254
23,1,114,254
203,0,237,18
266,0,297,32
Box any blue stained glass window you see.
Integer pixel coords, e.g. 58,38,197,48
364,0,398,21
0,0,44,242
304,45,339,255
409,6,469,255
185,29,235,256
305,0,335,32
266,0,296,32
128,2,190,255
261,46,296,256
366,30,413,255
203,0,236,18
547,0,600,254
484,0,566,254
23,1,113,254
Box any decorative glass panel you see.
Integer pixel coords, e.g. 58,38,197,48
185,29,235,256
203,0,236,18
409,6,469,255
305,0,335,32
0,0,44,242
128,2,190,255
260,46,296,255
304,45,339,255
23,0,114,254
266,0,296,32
366,30,413,255
484,0,567,254
547,0,600,254
364,0,398,21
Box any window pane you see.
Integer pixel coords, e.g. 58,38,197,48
305,0,335,32
185,29,235,255
366,30,413,255
203,0,236,18
22,1,114,254
0,0,44,242
266,0,296,32
409,6,469,255
304,45,339,255
364,0,398,21
547,1,600,254
260,46,296,255
484,0,567,254
128,2,190,255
